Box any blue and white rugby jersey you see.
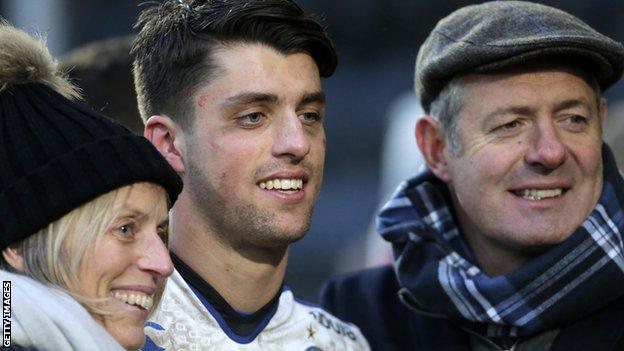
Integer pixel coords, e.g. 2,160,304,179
142,269,370,351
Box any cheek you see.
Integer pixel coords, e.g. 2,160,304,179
319,130,326,149
75,245,102,297
202,139,259,194
306,126,326,157
76,246,125,298
76,263,98,297
448,145,521,207
574,143,603,175
310,133,326,165
319,133,327,158
305,131,326,190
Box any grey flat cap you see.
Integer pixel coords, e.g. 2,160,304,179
416,1,624,112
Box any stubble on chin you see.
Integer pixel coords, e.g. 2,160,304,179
186,162,314,249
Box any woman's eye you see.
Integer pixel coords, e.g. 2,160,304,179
117,223,135,238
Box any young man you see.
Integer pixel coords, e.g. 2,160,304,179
321,2,624,350
132,1,369,349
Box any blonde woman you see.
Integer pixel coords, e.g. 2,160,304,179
0,23,182,350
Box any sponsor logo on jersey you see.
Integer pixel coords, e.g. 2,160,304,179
309,311,357,341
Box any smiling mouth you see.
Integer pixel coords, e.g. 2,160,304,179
113,292,154,310
512,188,564,201
258,178,303,192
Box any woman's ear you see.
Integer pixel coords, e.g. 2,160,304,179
2,243,25,271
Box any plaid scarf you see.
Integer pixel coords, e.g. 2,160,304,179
378,145,624,347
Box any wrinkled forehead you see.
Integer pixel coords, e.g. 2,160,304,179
457,56,601,98
443,63,603,142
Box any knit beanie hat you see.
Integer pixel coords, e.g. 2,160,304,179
0,23,183,249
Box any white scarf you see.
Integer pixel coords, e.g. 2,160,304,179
2,269,125,351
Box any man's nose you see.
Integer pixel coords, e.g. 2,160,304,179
271,114,310,162
524,121,567,172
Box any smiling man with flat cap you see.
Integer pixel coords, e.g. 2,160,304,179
320,1,624,350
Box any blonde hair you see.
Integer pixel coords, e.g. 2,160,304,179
15,184,166,316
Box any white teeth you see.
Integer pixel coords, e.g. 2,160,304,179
113,292,154,310
258,178,303,191
520,188,563,200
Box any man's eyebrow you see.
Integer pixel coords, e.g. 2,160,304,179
486,99,591,120
220,92,278,109
298,91,326,108
553,99,589,112
486,105,536,120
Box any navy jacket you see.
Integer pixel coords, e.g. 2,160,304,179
320,265,624,351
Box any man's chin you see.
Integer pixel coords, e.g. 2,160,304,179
503,227,576,252
261,223,310,246
241,230,308,259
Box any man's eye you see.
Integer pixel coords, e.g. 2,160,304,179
492,120,521,134
568,115,588,124
561,114,589,132
236,112,264,126
501,120,519,130
300,112,321,123
245,113,262,123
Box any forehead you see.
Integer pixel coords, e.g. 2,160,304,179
196,43,322,102
457,67,598,120
113,183,168,216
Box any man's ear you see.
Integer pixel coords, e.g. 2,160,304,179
599,97,607,125
415,115,452,182
2,244,24,271
144,115,186,173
